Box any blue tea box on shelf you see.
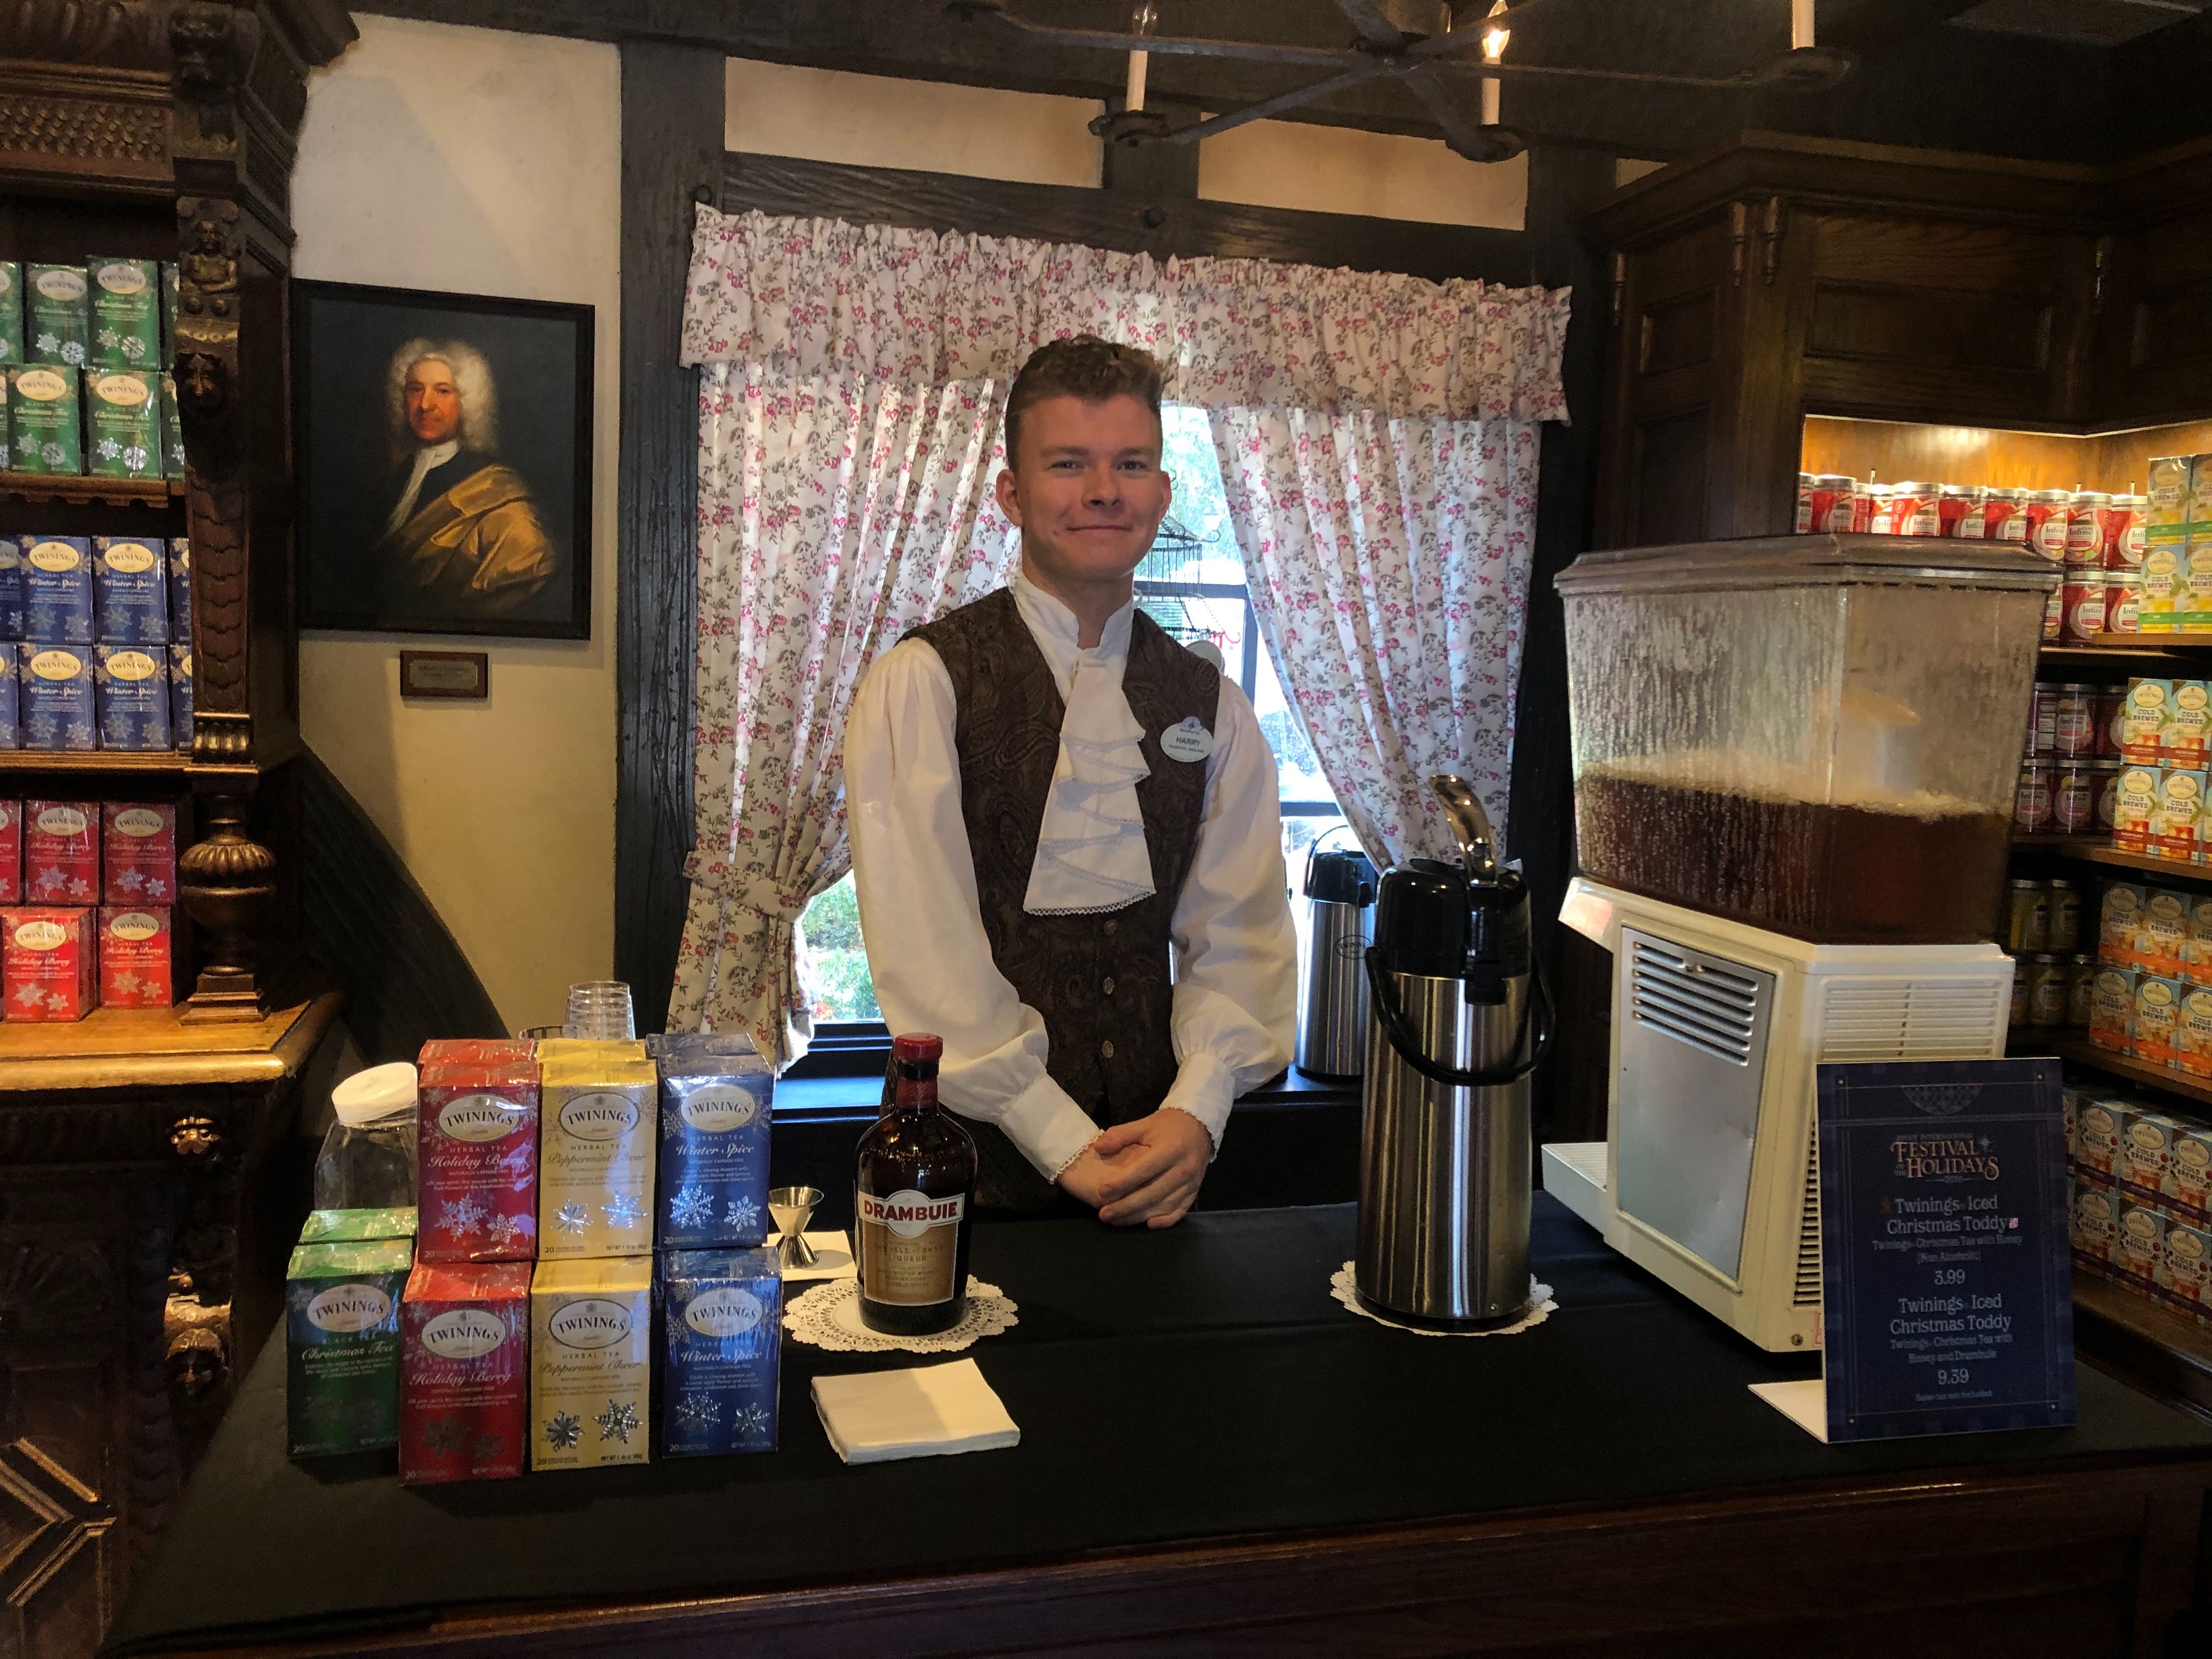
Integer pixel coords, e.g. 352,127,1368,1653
0,539,21,639
652,1034,774,1249
93,645,168,749
19,642,94,750
168,645,191,746
92,537,167,644
167,537,188,639
21,537,91,643
0,645,18,748
659,1248,781,1457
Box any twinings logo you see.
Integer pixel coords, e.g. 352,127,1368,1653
307,1283,393,1334
35,805,86,836
2168,774,2204,804
2081,1192,2114,1222
107,911,160,942
2180,1140,2212,1172
557,1092,640,1142
859,1188,965,1238
114,807,163,838
95,262,147,294
106,650,157,681
173,545,188,571
2124,1211,2160,1243
176,650,192,674
682,1286,762,1339
2149,549,2180,577
15,368,68,401
2130,1122,2169,1152
2134,682,2168,708
2121,770,2158,802
30,649,83,680
35,268,85,300
549,1297,633,1350
11,919,66,951
2143,981,2178,1011
2176,1231,2208,1260
101,541,155,573
2151,891,2186,921
436,1092,527,1142
27,540,81,572
678,1085,761,1134
1888,1136,2000,1182
92,373,148,406
2181,685,2209,713
420,1309,506,1360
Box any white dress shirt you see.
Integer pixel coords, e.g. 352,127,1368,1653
844,573,1297,1182
385,438,459,535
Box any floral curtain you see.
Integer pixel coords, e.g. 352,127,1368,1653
665,362,1017,1058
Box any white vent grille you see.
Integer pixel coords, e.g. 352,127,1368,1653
1629,938,1761,1065
1793,1126,1822,1306
1816,979,2006,1063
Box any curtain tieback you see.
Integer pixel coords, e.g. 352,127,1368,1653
682,853,810,921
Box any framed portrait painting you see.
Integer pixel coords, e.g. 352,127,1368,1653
294,281,593,639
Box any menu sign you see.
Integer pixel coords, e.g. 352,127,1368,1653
1814,1058,2074,1442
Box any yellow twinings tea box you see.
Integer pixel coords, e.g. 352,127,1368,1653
529,1256,652,1470
537,1041,657,1260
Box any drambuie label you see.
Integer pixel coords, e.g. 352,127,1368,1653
858,1189,964,1237
857,1187,963,1308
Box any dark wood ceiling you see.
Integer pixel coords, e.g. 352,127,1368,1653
358,0,2211,166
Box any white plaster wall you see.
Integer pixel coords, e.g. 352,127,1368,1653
1199,119,1524,229
292,15,620,1035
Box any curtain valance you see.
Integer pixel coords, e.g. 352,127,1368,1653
680,205,1571,424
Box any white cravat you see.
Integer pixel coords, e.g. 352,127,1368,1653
1011,572,1159,916
385,438,460,535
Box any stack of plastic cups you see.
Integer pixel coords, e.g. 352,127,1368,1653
563,981,635,1040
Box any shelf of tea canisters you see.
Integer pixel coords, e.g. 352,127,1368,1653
0,472,182,508
2010,1029,2212,1111
0,991,342,1092
2013,840,2212,883
0,749,192,777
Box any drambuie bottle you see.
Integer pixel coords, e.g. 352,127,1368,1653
854,1033,976,1335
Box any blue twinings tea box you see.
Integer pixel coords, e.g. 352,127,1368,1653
654,1035,774,1249
168,644,191,746
0,645,17,748
0,540,20,639
659,1247,781,1457
92,537,167,644
20,537,91,642
93,645,168,750
19,642,93,750
166,537,188,639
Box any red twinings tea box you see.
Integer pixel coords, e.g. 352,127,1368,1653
416,1059,539,1262
98,905,170,1007
100,801,176,904
0,802,19,904
22,800,96,905
420,1038,537,1070
399,1261,529,1484
3,906,95,1021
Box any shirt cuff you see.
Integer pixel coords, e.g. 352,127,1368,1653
990,1071,1103,1183
1158,1051,1237,1160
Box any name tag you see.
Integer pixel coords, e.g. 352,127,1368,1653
1159,717,1213,764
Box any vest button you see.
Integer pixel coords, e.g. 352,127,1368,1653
1102,977,1116,996
1101,1039,1115,1059
1103,919,1118,935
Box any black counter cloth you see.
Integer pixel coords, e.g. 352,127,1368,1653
104,1198,2212,1655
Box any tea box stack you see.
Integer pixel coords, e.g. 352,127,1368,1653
2,533,193,752
0,799,180,1020
286,1208,416,1460
2065,1082,2212,1325
0,258,185,483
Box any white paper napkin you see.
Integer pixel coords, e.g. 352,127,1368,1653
811,1359,1020,1465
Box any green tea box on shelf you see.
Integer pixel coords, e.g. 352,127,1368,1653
0,261,21,365
86,370,159,480
158,371,184,477
300,1207,418,1244
160,261,177,358
24,265,87,366
8,366,80,475
86,258,159,369
286,1235,413,1459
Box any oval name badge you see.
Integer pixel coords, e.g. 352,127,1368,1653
1159,716,1214,765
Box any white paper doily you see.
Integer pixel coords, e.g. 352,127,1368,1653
783,1276,1018,1354
1329,1262,1556,1338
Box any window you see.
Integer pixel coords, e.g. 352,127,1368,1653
795,404,1347,1029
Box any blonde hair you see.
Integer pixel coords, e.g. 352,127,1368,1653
387,338,498,465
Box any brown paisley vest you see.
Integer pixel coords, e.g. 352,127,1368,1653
904,587,1221,1209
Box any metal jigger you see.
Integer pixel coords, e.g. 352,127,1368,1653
768,1186,823,1268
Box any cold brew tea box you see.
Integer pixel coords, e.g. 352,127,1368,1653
2075,1094,2128,1176
2164,1219,2211,1308
92,537,166,643
2151,768,2205,861
416,1055,538,1262
2,906,95,1022
2140,887,2191,973
2072,1175,2120,1271
2135,975,2185,1065
24,265,87,365
2118,1200,2169,1285
660,1247,782,1457
529,1256,652,1471
8,366,78,475
399,1260,529,1484
537,1039,656,1260
653,1034,773,1248
2170,1124,2212,1216
94,645,168,750
23,800,95,903
2119,1110,2187,1198
87,258,160,369
0,802,19,904
22,537,91,641
0,261,21,364
98,904,170,1007
2122,680,2174,762
102,801,176,904
286,1235,412,1459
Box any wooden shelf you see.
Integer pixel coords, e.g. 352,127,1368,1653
2010,1029,2212,1110
0,749,191,777
0,992,342,1092
2011,838,2212,884
2040,642,2201,668
0,472,182,509
2012,832,2107,853
2073,1272,2212,1420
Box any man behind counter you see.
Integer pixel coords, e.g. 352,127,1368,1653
845,335,1296,1227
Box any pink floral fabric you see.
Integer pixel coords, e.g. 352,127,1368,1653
1209,406,1540,866
667,362,1018,1059
682,205,1570,422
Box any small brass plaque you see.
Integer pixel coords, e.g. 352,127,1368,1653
399,650,488,699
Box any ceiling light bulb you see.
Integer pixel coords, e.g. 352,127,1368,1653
1482,0,1509,63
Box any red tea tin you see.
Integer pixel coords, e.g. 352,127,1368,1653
400,1261,530,1484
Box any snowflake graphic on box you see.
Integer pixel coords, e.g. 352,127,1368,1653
117,869,144,891
486,1213,527,1250
123,445,148,471
144,877,168,899
602,1193,644,1231
41,443,66,467
64,724,91,749
95,438,120,461
122,338,144,362
15,432,34,456
444,1194,487,1236
669,1186,713,1229
595,1398,639,1444
113,970,140,992
673,1392,719,1427
14,983,44,1008
543,1411,582,1451
733,1403,771,1439
724,1195,760,1232
420,1415,470,1457
96,326,117,349
59,341,82,365
473,1430,504,1460
32,331,55,354
32,870,63,895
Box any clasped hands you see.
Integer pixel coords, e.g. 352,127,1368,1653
1056,1107,1211,1228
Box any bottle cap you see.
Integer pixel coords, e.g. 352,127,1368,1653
331,1062,418,1127
891,1033,944,1064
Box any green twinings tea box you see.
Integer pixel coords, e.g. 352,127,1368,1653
87,258,159,369
158,371,183,478
0,262,21,365
85,370,158,479
25,264,87,366
300,1207,419,1244
9,366,80,475
286,1236,413,1459
160,261,177,358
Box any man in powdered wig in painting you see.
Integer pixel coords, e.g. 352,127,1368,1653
373,339,556,619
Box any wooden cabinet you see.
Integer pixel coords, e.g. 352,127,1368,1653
1589,133,2212,549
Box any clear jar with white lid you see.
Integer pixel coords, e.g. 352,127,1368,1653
313,1062,419,1211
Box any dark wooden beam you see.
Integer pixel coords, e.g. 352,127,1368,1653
615,41,725,1037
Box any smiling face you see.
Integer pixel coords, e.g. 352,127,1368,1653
994,392,1171,590
403,357,461,446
